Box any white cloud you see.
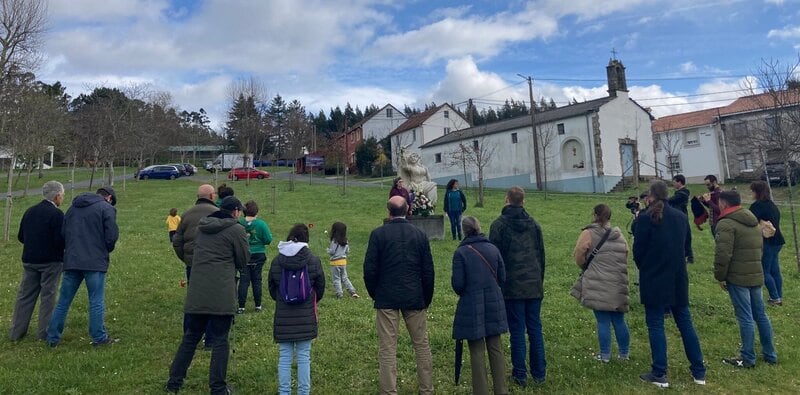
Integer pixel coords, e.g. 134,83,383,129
680,61,697,73
366,12,559,65
637,16,653,24
767,25,800,39
48,0,167,22
765,0,784,5
428,56,526,105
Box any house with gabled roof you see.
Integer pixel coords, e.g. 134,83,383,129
653,89,800,183
334,104,407,172
420,59,656,193
388,103,470,168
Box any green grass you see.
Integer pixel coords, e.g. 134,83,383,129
1,178,799,394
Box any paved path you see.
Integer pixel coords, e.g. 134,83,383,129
2,174,135,200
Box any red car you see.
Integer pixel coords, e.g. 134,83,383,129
228,167,270,181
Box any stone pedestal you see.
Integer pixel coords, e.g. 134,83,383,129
384,215,444,240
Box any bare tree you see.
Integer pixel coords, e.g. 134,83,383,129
538,123,558,200
742,55,800,271
658,130,682,178
449,135,496,207
1,0,47,241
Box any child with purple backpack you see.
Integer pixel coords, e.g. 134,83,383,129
268,223,325,395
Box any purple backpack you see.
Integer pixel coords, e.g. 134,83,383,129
279,265,311,304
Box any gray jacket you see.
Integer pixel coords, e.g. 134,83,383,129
327,240,349,261
173,198,219,267
571,224,629,313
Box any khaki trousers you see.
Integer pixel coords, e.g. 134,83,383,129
468,335,508,395
376,309,433,394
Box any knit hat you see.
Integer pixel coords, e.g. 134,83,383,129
220,196,244,212
97,186,117,206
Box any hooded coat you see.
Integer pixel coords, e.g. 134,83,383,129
268,241,325,343
714,207,764,287
488,205,545,300
62,193,118,272
451,235,508,340
184,212,249,315
633,202,692,306
571,224,629,313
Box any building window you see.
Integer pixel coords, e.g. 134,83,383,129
473,140,479,150
766,116,779,137
386,108,393,118
668,155,682,172
511,133,518,144
732,122,747,139
412,129,416,141
435,153,442,163
654,135,662,151
684,129,699,146
444,110,449,119
737,153,754,171
350,152,355,164
557,123,565,135
444,127,451,135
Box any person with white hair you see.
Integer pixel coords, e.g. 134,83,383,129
10,181,66,341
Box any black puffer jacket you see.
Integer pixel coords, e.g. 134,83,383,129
452,235,507,340
489,205,545,300
363,218,435,310
268,242,325,343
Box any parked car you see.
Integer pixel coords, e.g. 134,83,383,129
228,167,270,181
168,163,189,176
138,165,182,180
762,161,800,186
181,163,197,175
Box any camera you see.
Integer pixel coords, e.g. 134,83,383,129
625,196,640,215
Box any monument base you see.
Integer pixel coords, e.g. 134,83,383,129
384,215,444,240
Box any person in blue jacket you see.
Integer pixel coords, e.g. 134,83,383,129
444,179,467,240
47,187,119,347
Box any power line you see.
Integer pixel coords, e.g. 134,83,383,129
536,74,750,82
633,88,754,101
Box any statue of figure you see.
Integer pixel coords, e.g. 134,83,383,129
399,147,438,208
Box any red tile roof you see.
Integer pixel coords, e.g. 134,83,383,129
389,105,444,137
652,107,719,133
718,89,800,116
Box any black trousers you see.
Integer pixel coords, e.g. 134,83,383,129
167,314,233,394
238,253,266,308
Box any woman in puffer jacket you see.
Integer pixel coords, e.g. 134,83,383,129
571,204,630,363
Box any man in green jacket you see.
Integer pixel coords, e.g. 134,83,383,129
713,190,777,368
166,196,250,395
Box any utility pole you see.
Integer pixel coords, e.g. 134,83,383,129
342,118,348,195
519,74,542,189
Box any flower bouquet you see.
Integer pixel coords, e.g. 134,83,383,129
412,191,434,216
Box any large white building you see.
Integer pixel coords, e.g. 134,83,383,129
389,103,470,167
420,60,656,193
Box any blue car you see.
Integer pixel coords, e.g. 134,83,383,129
137,165,182,180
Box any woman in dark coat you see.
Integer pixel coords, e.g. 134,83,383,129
444,179,467,240
389,177,413,215
749,181,785,306
633,181,706,387
268,224,325,395
451,216,508,395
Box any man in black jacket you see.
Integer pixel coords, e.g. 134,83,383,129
668,174,694,263
363,196,435,395
489,186,546,387
10,181,65,341
47,186,119,347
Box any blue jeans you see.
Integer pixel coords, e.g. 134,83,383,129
593,310,630,359
167,314,233,394
278,340,312,395
727,284,778,364
447,211,462,240
46,270,108,344
505,298,546,382
644,305,705,379
761,243,783,300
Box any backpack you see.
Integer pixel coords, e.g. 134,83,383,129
279,265,312,304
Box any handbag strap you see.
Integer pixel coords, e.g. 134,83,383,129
466,244,498,285
585,228,613,269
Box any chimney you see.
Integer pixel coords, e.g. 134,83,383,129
606,59,628,97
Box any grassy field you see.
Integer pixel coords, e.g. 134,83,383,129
0,176,798,394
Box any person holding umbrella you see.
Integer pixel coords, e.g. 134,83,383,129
452,216,508,394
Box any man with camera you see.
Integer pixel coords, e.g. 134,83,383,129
668,175,694,263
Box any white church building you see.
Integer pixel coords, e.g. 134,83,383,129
420,59,656,193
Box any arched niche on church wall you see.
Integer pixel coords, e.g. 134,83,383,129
561,138,586,170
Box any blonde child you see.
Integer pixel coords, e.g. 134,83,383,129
327,222,359,299
166,208,181,242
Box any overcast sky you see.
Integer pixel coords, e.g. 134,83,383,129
38,0,800,129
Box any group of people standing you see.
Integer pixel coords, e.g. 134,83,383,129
8,173,787,394
570,175,783,389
